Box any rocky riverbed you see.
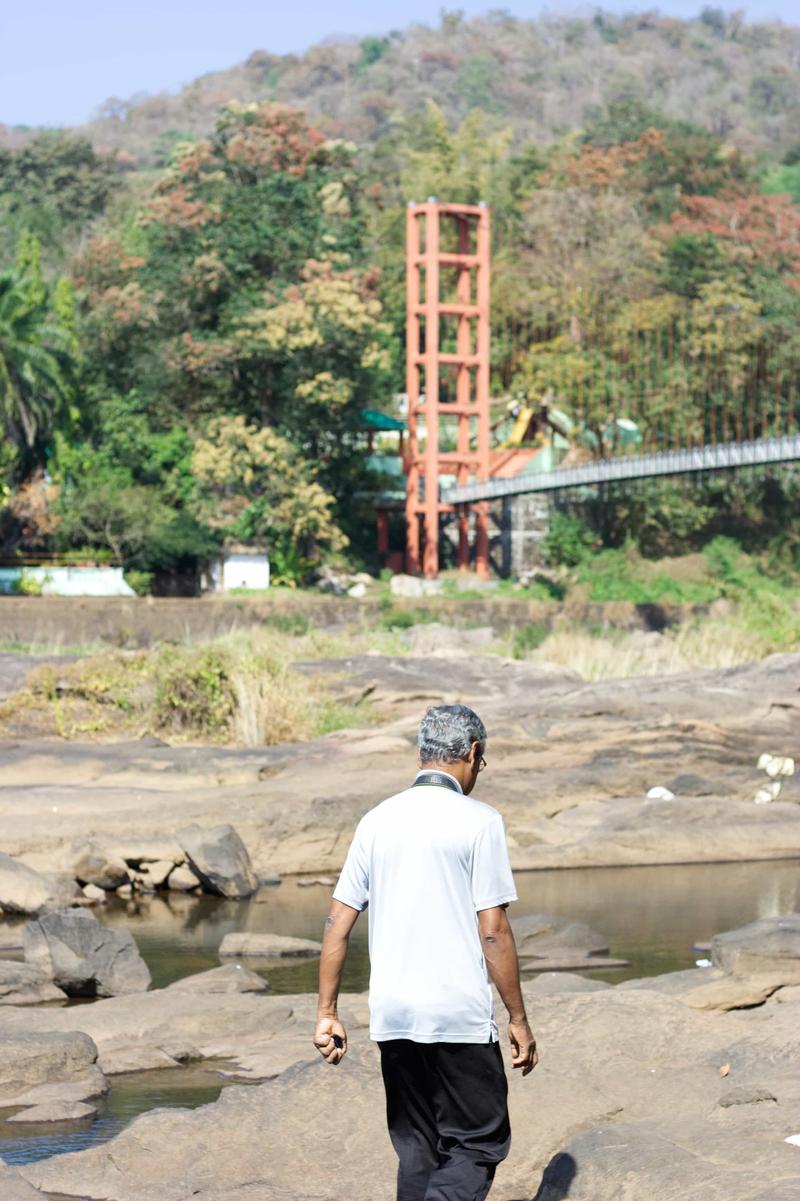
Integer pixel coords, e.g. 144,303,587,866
1,915,799,1200
1,651,798,884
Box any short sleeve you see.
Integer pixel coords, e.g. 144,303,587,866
332,821,370,911
471,814,517,912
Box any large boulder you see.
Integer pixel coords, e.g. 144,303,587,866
0,1030,103,1103
511,912,610,957
712,914,800,984
23,909,151,997
0,853,79,915
68,840,129,890
177,824,258,899
0,960,66,1006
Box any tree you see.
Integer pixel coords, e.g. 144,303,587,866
0,246,73,467
191,416,346,576
0,133,119,263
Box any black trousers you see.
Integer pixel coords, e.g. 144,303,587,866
378,1039,511,1201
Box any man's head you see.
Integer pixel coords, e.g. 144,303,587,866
417,704,487,795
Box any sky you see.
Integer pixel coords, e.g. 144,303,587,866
1,1,797,128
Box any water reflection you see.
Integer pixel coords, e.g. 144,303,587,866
96,859,800,991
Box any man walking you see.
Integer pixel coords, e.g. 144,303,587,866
313,703,538,1201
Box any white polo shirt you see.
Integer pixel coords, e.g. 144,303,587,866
333,770,517,1044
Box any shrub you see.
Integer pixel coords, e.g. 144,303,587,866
511,623,549,659
124,570,153,596
153,648,236,737
542,513,594,567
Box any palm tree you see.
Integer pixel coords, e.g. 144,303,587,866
0,269,72,455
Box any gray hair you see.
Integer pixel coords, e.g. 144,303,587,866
417,704,487,765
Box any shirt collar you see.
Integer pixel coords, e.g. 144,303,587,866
414,768,463,794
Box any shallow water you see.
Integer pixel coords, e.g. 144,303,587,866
0,1061,235,1167
94,857,800,989
2,858,798,1166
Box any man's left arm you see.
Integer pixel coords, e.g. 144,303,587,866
314,899,361,1065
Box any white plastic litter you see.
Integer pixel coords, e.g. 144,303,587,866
695,958,713,968
754,781,782,805
757,753,795,778
784,1134,800,1147
646,786,675,801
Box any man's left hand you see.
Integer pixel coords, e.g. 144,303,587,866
314,1016,348,1065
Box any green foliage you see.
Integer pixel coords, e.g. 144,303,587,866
510,623,548,659
542,513,595,567
153,646,235,736
13,569,44,596
264,611,312,636
761,162,800,204
124,569,153,596
358,37,390,70
0,133,118,262
0,248,75,473
661,233,726,298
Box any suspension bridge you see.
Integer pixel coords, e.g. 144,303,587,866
391,200,799,577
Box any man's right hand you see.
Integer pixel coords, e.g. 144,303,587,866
508,1019,538,1076
313,1016,348,1065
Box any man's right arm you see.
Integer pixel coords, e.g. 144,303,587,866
478,905,539,1075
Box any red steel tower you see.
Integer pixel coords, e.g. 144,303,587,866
404,200,491,578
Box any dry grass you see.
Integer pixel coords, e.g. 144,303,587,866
526,615,791,681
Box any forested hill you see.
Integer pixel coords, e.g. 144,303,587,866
4,9,800,162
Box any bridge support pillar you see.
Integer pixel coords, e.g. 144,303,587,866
498,494,550,580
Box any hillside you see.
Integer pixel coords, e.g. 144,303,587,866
3,10,800,163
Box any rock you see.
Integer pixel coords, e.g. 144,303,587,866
133,859,174,889
3,650,800,881
0,960,66,1006
0,1162,49,1200
69,840,129,890
116,883,133,898
166,965,269,994
2,1078,107,1108
177,824,259,899
347,583,367,599
511,913,610,958
81,883,107,904
23,908,152,997
389,573,442,598
681,974,784,1011
666,772,719,796
219,933,322,959
112,840,184,867
7,1099,96,1123
19,986,800,1201
520,956,629,972
712,914,800,983
0,854,79,915
99,1045,180,1074
296,876,335,888
167,864,202,892
0,1030,101,1101
0,928,24,952
213,1039,314,1082
718,1085,777,1108
531,1120,800,1201
524,972,612,995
